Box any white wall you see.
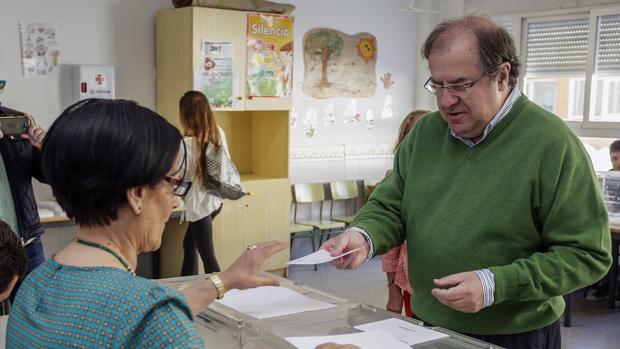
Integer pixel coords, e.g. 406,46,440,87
0,0,171,129
282,0,464,183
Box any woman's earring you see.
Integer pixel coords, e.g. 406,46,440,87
137,205,142,214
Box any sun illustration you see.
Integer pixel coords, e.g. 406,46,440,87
356,37,377,64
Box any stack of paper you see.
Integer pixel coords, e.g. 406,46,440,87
286,330,410,349
214,286,337,319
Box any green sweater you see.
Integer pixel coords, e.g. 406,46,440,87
354,95,612,335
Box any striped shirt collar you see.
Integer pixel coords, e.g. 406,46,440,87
450,87,522,148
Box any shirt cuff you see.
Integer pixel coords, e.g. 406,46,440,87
346,226,374,261
474,269,495,308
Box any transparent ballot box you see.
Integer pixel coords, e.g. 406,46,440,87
598,171,620,225
157,275,500,349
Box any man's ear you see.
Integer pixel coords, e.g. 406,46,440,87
498,62,511,91
127,187,145,214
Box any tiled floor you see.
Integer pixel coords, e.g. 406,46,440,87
287,239,620,349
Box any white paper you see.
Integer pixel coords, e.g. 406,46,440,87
287,248,362,265
354,318,448,346
286,330,411,349
214,286,336,319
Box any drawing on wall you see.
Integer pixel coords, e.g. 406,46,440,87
381,95,394,119
303,108,318,137
289,107,298,128
364,109,375,129
303,28,377,99
246,13,294,98
20,22,60,78
322,102,336,127
343,99,360,124
195,41,235,108
381,72,394,89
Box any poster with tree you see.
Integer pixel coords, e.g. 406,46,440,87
303,28,376,99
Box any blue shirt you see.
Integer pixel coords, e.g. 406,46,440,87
7,258,204,348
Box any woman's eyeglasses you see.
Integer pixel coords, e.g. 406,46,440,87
163,176,192,197
164,140,192,197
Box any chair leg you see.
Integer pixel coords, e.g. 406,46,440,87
310,229,318,271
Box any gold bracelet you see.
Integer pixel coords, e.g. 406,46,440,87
206,273,226,299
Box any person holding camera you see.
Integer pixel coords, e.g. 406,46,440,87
0,107,47,300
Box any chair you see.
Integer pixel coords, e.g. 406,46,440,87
293,183,346,253
289,220,315,256
329,180,359,225
363,178,382,201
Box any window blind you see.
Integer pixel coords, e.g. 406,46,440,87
595,15,620,73
525,19,589,73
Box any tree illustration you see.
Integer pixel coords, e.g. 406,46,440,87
304,30,344,87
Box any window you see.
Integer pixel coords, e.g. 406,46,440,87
518,7,620,134
523,17,588,121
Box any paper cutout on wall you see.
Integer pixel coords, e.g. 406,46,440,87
381,95,394,119
322,102,337,127
303,28,376,99
343,99,360,124
303,108,318,137
290,107,298,128
20,21,60,78
364,109,375,129
381,72,394,89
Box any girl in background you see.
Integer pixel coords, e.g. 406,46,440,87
179,91,229,275
382,110,429,317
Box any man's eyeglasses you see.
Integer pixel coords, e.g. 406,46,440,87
424,72,486,96
163,175,192,197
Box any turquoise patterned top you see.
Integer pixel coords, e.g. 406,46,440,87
6,258,204,348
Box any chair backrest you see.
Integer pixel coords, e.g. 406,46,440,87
294,183,325,203
330,180,359,201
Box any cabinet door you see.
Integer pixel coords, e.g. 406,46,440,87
193,7,247,111
213,179,291,271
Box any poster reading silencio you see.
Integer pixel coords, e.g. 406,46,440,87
246,13,294,98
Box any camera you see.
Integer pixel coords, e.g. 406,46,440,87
0,116,30,136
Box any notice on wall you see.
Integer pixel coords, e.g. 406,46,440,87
20,22,60,78
194,41,235,108
246,13,294,98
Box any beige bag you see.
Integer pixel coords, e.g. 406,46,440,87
172,0,295,15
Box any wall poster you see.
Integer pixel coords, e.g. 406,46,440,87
246,13,294,98
194,41,235,108
20,21,60,78
303,28,377,99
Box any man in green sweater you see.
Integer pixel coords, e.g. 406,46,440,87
321,15,611,348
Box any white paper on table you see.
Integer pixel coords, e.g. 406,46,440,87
286,329,411,349
287,248,362,265
214,286,336,319
354,318,448,346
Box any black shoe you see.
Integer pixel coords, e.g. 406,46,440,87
586,287,608,301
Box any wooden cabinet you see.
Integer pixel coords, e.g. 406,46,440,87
156,7,292,276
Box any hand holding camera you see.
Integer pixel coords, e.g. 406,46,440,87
0,114,46,150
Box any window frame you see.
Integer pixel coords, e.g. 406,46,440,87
494,5,620,138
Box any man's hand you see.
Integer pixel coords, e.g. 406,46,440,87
320,230,369,269
431,271,484,313
21,114,45,150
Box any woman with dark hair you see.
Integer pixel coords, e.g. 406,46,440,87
179,90,229,275
6,99,286,348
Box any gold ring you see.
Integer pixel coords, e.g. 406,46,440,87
246,244,258,250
